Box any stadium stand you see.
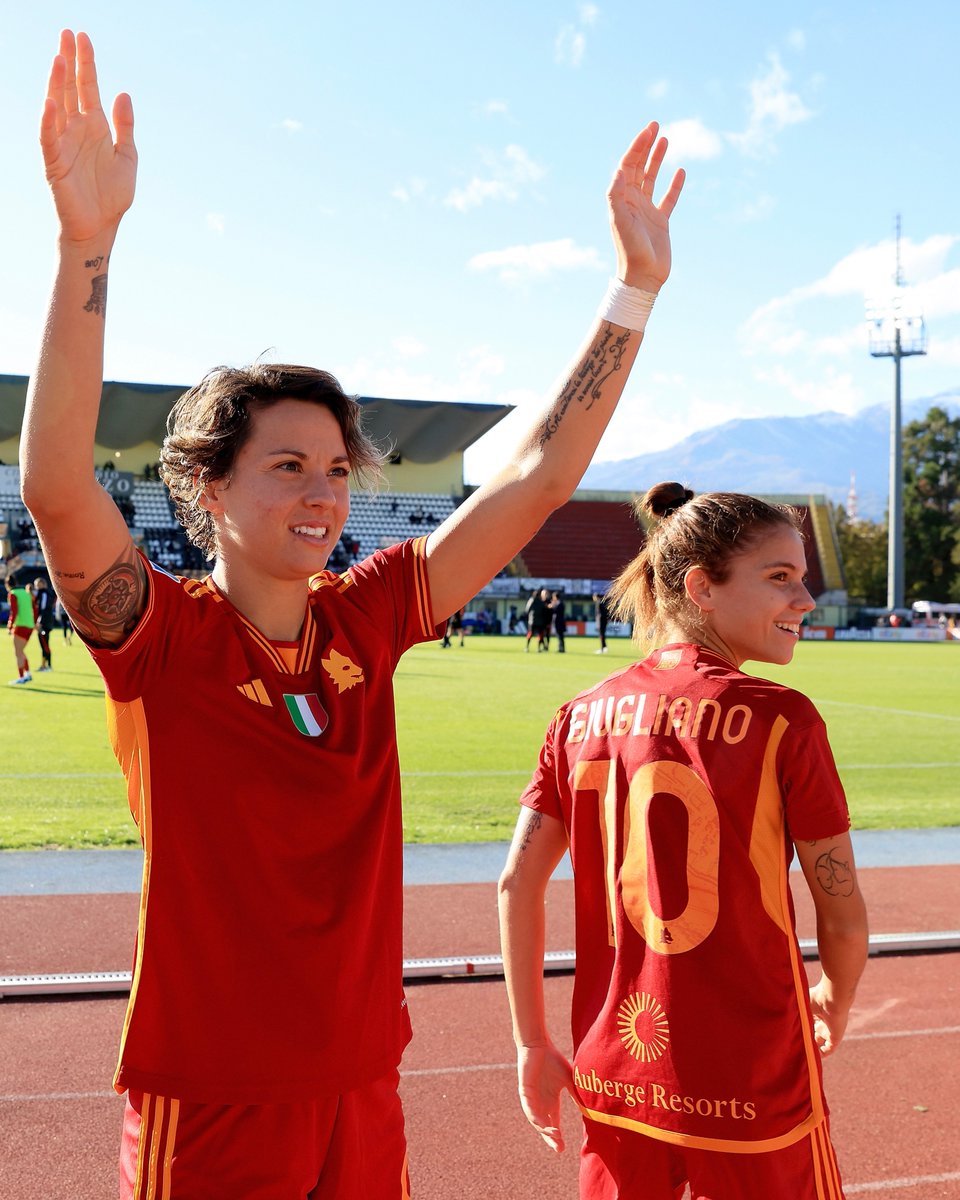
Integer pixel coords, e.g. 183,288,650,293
513,496,642,582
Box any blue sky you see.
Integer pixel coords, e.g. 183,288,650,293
2,2,957,484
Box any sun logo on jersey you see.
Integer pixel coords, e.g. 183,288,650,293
617,992,670,1062
322,648,364,693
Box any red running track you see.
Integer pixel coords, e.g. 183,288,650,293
1,866,958,1198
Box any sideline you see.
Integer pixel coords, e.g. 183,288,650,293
2,827,960,894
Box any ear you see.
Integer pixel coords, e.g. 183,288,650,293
683,566,715,613
195,474,225,515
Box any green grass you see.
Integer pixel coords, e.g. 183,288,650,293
1,634,957,848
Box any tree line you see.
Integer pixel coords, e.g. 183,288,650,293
835,405,960,606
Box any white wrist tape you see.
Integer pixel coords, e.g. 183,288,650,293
597,278,657,332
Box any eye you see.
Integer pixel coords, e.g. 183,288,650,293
276,460,303,473
329,465,350,478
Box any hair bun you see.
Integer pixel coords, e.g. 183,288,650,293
643,481,694,520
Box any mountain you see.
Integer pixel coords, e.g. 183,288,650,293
581,391,960,521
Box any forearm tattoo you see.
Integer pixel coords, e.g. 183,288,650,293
814,849,855,897
83,274,108,317
518,810,544,856
539,325,633,446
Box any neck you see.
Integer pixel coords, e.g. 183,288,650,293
662,623,742,669
210,560,310,642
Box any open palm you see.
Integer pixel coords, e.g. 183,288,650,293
607,122,684,291
40,30,137,243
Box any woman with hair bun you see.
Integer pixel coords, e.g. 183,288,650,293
499,483,868,1199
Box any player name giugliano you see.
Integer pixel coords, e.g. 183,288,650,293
574,1064,758,1121
567,691,753,746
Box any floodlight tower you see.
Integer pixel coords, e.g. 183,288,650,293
865,216,926,610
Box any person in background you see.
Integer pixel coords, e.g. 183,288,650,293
6,578,37,685
500,482,868,1200
593,590,611,653
549,590,567,654
33,576,56,671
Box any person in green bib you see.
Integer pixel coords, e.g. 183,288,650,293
6,579,37,684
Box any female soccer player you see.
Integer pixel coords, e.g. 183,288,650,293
21,29,683,1199
499,482,869,1200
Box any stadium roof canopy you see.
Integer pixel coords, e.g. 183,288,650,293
0,374,512,465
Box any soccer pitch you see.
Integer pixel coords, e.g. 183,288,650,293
1,633,957,848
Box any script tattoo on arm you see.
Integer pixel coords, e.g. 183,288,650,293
539,325,633,447
517,810,545,857
814,848,856,898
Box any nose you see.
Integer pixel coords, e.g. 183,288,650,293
793,583,816,613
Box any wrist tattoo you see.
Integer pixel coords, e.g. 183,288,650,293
84,255,105,270
540,326,632,446
814,849,855,897
84,274,108,318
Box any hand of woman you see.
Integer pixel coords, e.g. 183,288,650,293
40,29,138,245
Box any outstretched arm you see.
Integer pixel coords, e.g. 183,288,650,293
425,124,684,621
795,832,869,1056
498,806,573,1152
20,30,145,647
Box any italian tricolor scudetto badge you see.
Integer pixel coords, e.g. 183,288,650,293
283,692,329,737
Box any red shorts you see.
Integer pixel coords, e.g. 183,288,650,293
580,1115,845,1200
11,626,33,642
120,1070,410,1200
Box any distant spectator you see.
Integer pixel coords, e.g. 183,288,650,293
550,590,567,653
525,588,551,653
33,576,56,671
441,608,464,648
593,591,611,653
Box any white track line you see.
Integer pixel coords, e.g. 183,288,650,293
845,1173,960,1194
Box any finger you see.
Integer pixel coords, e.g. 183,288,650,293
75,31,104,116
44,53,67,138
656,167,686,219
614,122,658,190
60,29,79,118
641,135,669,196
113,93,137,152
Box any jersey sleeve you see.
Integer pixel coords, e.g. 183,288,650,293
778,707,851,841
518,711,565,823
83,559,190,702
341,536,443,658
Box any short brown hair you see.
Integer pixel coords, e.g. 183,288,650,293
609,482,803,645
159,364,385,558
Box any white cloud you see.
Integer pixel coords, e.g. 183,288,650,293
391,336,426,359
347,344,505,405
555,24,587,67
741,234,960,359
752,363,865,416
391,177,429,204
444,144,545,212
580,3,600,25
728,52,813,158
467,237,604,284
647,79,669,101
737,193,776,222
481,99,510,117
206,213,225,235
786,29,806,52
660,118,725,162
280,118,303,134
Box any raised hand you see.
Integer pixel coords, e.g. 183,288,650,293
40,29,137,244
607,122,684,293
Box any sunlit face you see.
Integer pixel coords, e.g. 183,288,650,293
693,526,815,668
203,399,351,584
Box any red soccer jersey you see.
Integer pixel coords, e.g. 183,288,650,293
520,643,850,1153
86,538,440,1104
